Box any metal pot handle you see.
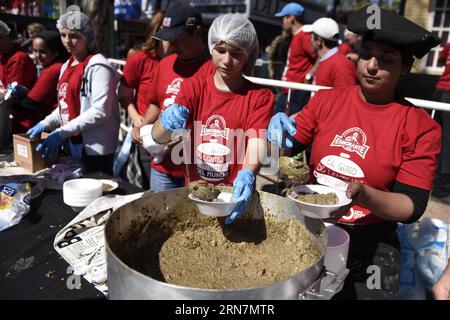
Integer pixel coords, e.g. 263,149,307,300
298,268,349,300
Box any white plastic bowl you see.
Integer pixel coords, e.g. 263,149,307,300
287,184,352,219
188,192,241,217
63,178,103,210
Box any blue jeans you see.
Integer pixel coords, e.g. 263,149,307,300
138,146,151,190
69,142,83,160
150,167,185,192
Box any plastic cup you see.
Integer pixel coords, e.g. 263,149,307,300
324,223,350,274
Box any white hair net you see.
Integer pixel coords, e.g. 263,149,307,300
0,20,11,36
208,14,259,76
57,10,98,52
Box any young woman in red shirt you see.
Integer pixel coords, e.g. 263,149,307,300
152,13,274,224
268,7,442,299
27,11,121,176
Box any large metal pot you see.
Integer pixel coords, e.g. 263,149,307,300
105,188,331,300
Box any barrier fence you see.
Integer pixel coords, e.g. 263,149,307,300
107,58,450,135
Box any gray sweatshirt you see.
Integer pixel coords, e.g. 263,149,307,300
40,54,121,156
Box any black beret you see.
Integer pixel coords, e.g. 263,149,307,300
347,5,441,58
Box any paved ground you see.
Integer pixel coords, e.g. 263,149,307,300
255,173,450,222
423,197,450,222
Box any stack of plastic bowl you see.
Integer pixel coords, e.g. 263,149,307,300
63,178,103,212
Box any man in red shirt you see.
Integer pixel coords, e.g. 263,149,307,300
274,3,317,115
0,20,37,133
432,43,450,204
142,3,215,192
305,18,356,88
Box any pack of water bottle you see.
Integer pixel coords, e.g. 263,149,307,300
397,218,449,299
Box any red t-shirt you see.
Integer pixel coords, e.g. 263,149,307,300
282,30,317,83
150,53,216,177
294,86,441,225
58,55,94,127
12,62,63,132
121,50,159,116
0,46,36,91
175,75,274,185
436,43,450,91
0,47,37,132
314,51,357,88
338,42,353,56
28,62,63,112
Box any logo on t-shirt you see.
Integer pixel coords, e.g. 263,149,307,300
315,154,365,187
163,78,184,109
200,115,230,140
330,127,370,159
196,142,231,181
314,153,370,224
196,115,232,181
166,78,183,95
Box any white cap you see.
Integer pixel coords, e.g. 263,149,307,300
303,17,339,41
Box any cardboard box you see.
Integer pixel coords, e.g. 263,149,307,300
13,133,58,173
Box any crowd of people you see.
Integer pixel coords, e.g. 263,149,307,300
1,1,449,300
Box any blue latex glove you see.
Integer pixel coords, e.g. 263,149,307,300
36,130,63,158
160,104,190,132
268,112,297,148
27,123,46,139
225,169,255,225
